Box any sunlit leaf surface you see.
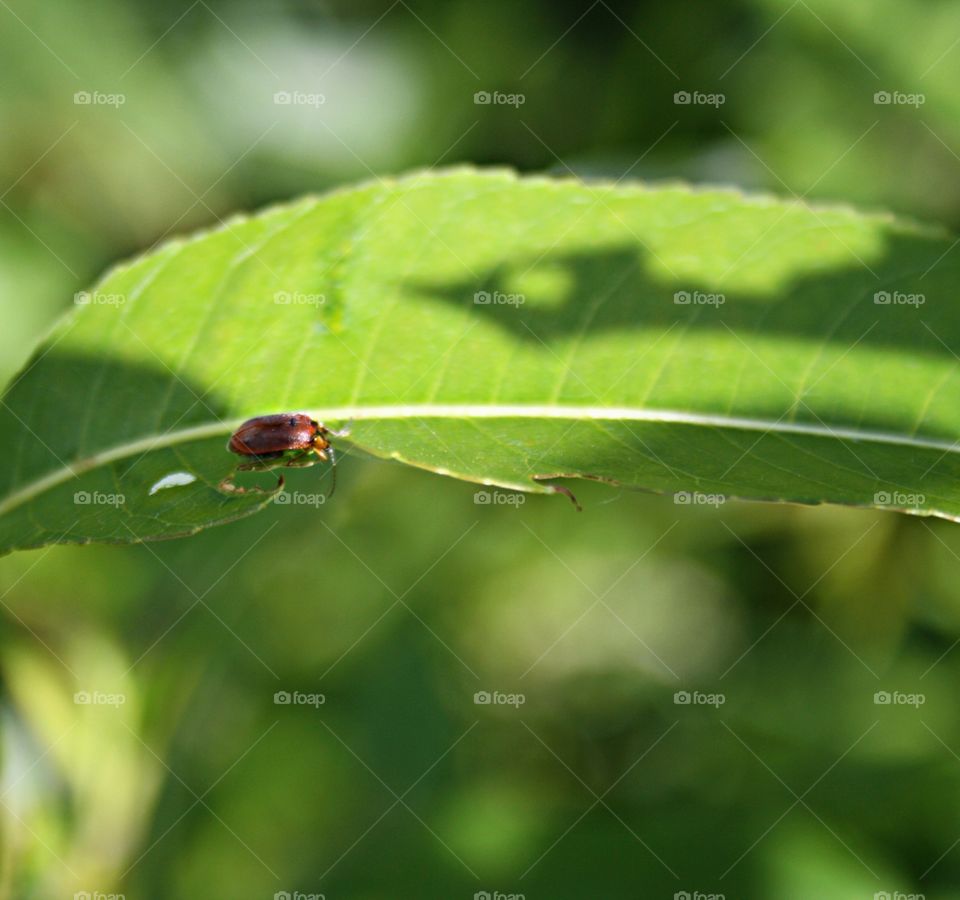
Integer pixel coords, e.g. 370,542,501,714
2,168,959,554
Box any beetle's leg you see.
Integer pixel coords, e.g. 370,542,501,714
281,448,318,469
218,471,285,495
236,456,275,473
219,456,286,493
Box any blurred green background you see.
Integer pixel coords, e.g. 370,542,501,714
2,0,960,897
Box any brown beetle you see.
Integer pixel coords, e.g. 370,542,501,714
219,413,337,496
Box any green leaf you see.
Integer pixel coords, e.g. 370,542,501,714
2,167,960,554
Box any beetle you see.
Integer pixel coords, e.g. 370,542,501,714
219,413,339,496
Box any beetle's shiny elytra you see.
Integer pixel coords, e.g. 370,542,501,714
229,413,329,459
219,413,337,496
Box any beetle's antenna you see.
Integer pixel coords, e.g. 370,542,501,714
324,445,337,499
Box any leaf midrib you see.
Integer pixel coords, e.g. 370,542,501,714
1,404,956,519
